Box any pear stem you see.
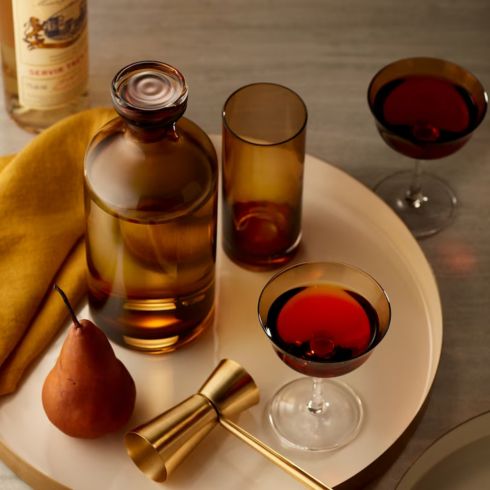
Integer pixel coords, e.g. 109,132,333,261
53,284,82,329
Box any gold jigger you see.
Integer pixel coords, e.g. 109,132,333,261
125,359,332,490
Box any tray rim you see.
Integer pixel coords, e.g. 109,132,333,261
0,139,443,489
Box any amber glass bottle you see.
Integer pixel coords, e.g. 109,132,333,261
84,61,218,353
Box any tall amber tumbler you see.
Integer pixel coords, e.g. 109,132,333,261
222,83,307,270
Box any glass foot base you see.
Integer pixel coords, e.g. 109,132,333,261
374,171,458,238
267,377,363,452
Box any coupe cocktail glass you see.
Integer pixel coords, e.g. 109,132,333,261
258,262,391,451
368,57,487,238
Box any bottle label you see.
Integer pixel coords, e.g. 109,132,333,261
12,0,88,110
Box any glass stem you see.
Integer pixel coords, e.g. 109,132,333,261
405,160,427,208
307,377,326,414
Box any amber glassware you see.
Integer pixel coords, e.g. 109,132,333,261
222,83,307,270
84,61,218,353
368,57,487,238
258,262,391,451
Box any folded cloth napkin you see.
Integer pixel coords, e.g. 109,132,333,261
0,108,115,395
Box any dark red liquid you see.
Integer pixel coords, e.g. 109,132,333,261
265,285,379,376
372,75,480,159
222,200,300,269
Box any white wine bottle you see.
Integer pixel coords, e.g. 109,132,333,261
0,0,89,132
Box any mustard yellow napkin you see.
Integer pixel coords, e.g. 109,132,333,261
0,108,115,395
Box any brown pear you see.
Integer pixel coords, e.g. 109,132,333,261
42,286,136,438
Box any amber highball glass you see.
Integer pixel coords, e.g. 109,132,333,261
222,83,307,270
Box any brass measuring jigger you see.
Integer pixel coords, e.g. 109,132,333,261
125,359,332,490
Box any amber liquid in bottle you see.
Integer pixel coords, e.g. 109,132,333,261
84,62,217,353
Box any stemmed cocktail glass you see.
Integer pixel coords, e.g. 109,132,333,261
258,262,391,451
368,57,487,238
